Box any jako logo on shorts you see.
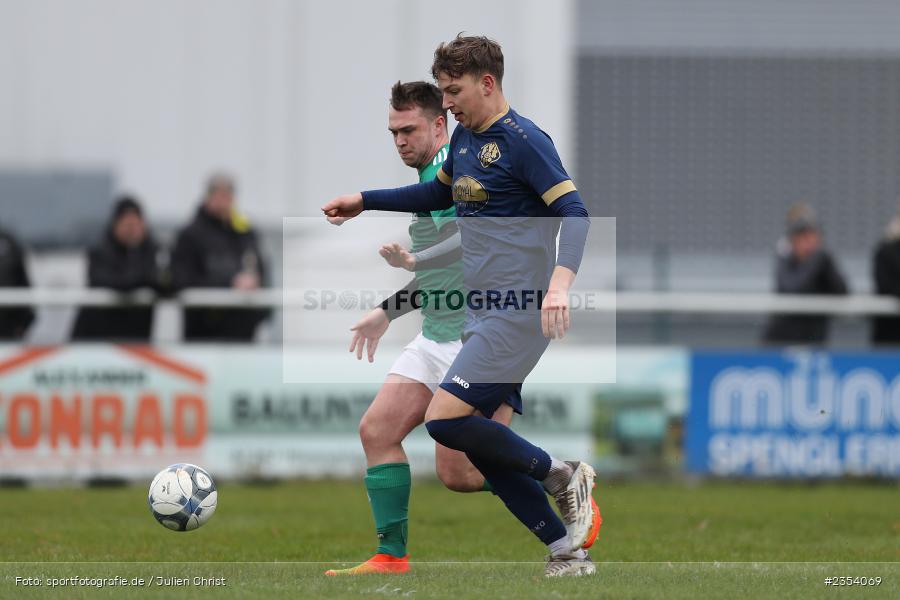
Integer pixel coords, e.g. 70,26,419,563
451,375,470,389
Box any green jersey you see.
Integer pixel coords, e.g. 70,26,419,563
412,144,464,342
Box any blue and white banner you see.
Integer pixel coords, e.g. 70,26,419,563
687,351,900,477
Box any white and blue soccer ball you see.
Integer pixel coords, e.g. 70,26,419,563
148,463,218,531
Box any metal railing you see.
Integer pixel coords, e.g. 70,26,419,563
1,288,898,315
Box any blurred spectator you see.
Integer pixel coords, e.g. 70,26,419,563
763,204,848,345
71,196,168,341
871,212,900,345
0,226,35,340
171,173,270,342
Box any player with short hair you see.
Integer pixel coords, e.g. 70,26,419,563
324,36,600,577
325,80,514,576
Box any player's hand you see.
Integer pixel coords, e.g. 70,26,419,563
379,242,416,271
349,307,390,362
542,266,575,339
322,193,364,225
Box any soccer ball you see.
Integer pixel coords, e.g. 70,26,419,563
148,463,218,531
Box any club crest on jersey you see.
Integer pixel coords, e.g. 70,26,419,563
478,141,501,168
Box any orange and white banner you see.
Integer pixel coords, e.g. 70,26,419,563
0,344,599,481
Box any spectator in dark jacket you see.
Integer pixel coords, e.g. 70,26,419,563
171,173,270,342
763,204,848,345
872,213,900,345
72,197,167,341
0,226,35,340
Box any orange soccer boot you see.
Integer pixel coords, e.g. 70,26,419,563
581,489,603,549
324,553,410,576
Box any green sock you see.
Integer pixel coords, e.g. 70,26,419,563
364,462,411,558
481,479,493,493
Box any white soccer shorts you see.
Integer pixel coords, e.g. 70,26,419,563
388,332,461,393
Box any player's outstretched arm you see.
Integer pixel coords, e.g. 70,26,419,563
409,223,461,271
349,307,390,363
380,277,420,322
379,242,416,271
379,222,461,272
362,178,452,213
323,178,452,225
322,193,364,225
347,275,424,361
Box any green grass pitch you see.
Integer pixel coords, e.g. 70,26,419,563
0,480,897,599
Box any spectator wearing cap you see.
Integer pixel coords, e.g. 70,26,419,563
71,196,168,341
171,173,270,342
763,204,849,345
872,212,900,345
0,226,35,340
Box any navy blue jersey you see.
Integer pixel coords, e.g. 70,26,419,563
435,106,576,298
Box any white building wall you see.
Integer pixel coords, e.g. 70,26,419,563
0,0,575,227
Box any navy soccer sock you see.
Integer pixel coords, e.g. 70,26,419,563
467,453,567,546
425,416,552,480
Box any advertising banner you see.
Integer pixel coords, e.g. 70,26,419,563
0,344,600,481
0,346,208,480
688,351,900,477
